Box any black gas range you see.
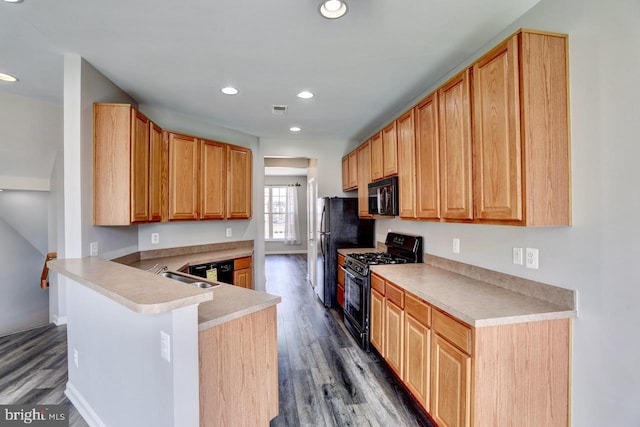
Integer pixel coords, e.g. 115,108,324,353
342,232,423,351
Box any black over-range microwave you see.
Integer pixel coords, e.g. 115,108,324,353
368,176,399,216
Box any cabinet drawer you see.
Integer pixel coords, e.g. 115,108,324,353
405,293,431,328
433,309,472,355
338,253,345,266
371,273,385,295
386,281,405,309
234,256,251,270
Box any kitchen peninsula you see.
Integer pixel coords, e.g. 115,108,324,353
49,251,280,427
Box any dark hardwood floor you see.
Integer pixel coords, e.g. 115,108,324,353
0,254,433,426
266,254,434,427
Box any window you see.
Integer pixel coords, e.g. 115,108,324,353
264,186,288,240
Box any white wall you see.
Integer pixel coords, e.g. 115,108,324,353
0,191,50,336
65,281,199,426
264,175,308,254
371,0,640,425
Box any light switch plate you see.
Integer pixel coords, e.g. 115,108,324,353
226,227,232,237
160,331,171,362
151,233,159,244
513,247,523,265
452,238,460,254
89,242,98,257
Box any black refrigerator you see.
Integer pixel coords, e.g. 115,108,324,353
316,197,375,308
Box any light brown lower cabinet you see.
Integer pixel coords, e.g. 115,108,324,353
337,254,346,308
199,306,278,426
370,272,570,427
233,256,252,289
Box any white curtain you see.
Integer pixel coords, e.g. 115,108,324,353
284,185,299,245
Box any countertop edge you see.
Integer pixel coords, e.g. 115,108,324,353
198,296,282,330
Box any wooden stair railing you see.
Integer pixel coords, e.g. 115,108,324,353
41,252,57,289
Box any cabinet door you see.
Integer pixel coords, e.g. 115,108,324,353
148,122,164,222
473,36,522,221
233,268,252,289
439,69,473,220
337,255,345,308
431,335,471,427
370,288,385,355
397,110,416,219
348,151,358,189
168,132,199,220
415,93,441,220
357,142,372,218
201,139,226,219
130,109,150,223
227,145,252,219
405,315,430,411
370,132,384,181
385,300,404,379
342,156,350,191
382,122,398,177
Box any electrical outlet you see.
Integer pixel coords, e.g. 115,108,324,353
452,238,460,254
513,247,523,265
526,248,539,269
89,242,98,256
151,233,160,244
160,331,171,362
73,349,79,368
226,227,232,237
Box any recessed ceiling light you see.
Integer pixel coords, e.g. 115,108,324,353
221,87,239,95
290,127,301,132
320,0,347,19
297,91,314,99
0,72,18,82
3,0,24,3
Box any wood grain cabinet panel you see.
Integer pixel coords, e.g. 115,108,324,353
94,103,156,225
405,314,431,411
431,334,471,427
168,132,200,221
370,132,383,181
472,30,570,225
415,93,441,220
385,282,405,379
342,156,350,191
357,141,372,218
370,287,385,355
397,110,416,219
200,139,226,219
348,150,358,189
226,144,252,219
438,69,473,221
382,122,398,177
337,254,346,308
148,122,165,222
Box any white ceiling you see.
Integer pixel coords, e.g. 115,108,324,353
0,0,539,142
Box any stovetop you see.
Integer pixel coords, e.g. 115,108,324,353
344,232,423,277
344,252,410,276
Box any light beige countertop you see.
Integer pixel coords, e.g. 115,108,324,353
128,248,254,272
371,263,576,328
48,257,213,314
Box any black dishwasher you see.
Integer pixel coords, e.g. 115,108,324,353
188,259,234,284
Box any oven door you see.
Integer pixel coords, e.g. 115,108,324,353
343,267,370,350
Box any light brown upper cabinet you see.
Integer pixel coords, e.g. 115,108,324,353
226,144,252,219
397,110,417,219
438,69,474,221
201,139,226,219
472,30,570,226
382,122,399,177
370,131,384,181
348,150,358,189
415,93,441,220
168,132,200,221
342,156,350,191
149,122,165,222
357,141,373,218
94,103,158,225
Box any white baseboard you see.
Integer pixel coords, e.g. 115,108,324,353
65,381,106,427
265,249,308,255
53,315,67,326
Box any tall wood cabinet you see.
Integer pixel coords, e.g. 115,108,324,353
397,110,416,219
382,122,398,177
385,281,405,379
404,293,431,411
201,140,226,219
438,69,473,221
370,273,386,355
168,132,200,221
415,93,441,220
473,30,570,226
226,144,252,220
370,132,384,181
149,122,165,222
94,103,163,225
357,141,372,218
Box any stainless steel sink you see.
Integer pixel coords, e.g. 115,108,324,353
158,271,217,288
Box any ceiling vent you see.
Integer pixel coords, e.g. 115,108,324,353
272,105,287,115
